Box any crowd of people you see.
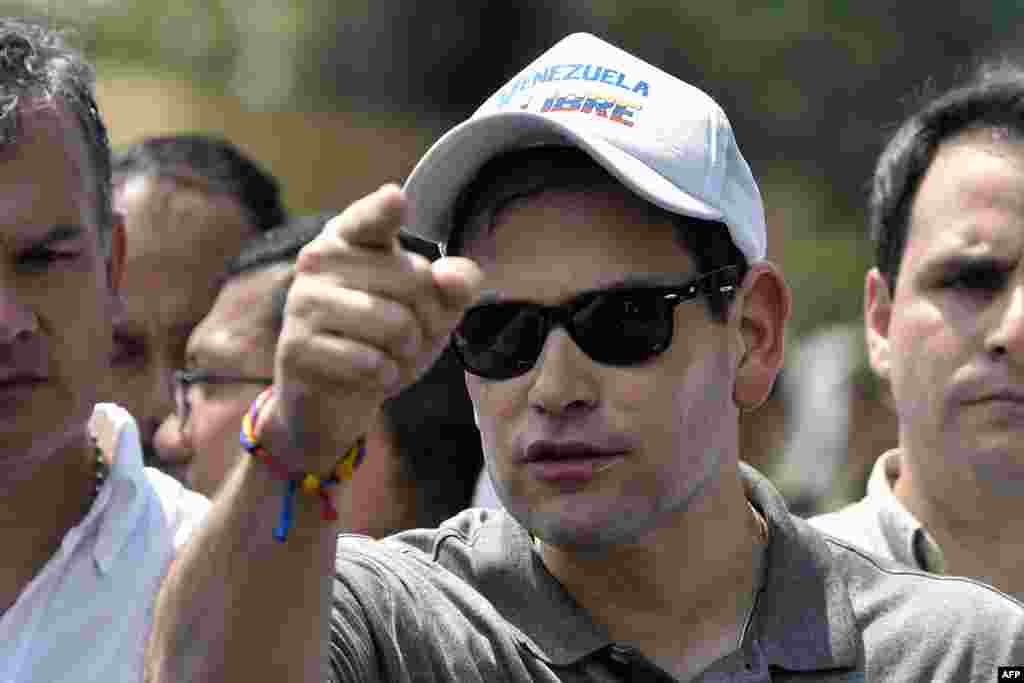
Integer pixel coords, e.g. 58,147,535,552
2,15,1024,683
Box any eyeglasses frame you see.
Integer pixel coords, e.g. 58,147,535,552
173,368,274,429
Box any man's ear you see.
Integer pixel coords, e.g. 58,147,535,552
864,267,892,383
105,212,127,320
733,262,791,411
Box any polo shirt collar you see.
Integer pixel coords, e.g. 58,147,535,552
864,450,945,574
461,463,862,673
456,511,611,666
88,403,146,575
741,462,859,673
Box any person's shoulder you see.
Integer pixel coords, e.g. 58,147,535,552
337,507,509,564
332,510,516,624
330,514,541,680
334,507,519,596
823,532,1024,662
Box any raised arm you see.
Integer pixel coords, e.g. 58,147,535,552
144,184,481,682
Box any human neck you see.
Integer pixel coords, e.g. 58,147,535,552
0,434,98,614
538,464,766,678
894,448,1024,598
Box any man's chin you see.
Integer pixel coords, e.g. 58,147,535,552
971,453,1024,496
518,503,647,552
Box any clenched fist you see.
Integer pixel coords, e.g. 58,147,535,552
255,184,482,475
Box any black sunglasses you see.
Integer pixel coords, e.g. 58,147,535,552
173,368,274,429
451,266,739,380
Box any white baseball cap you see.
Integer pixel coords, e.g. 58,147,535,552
403,33,766,263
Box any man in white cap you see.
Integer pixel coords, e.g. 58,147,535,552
147,34,1024,682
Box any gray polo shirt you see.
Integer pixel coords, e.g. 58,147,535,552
809,450,946,575
329,463,1024,681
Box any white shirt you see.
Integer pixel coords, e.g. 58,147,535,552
0,404,210,683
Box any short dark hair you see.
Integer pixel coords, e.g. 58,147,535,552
113,133,287,233
870,62,1024,294
227,211,331,335
379,347,483,527
449,146,747,322
0,18,112,254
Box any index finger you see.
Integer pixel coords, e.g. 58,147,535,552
326,183,406,251
432,256,484,313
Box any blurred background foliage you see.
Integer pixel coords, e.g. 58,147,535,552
8,0,1015,337
6,0,1024,505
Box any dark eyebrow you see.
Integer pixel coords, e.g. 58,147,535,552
25,223,84,249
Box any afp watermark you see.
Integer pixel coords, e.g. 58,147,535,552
1000,667,1024,679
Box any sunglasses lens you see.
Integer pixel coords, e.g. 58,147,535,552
572,290,673,365
454,303,547,379
454,288,679,379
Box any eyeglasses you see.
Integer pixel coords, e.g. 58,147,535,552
451,266,739,380
173,368,274,429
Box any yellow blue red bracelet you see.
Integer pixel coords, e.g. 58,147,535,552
239,387,365,542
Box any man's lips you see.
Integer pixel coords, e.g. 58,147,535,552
522,440,627,463
973,391,1024,403
955,385,1024,423
0,372,46,387
520,440,629,484
961,388,1024,406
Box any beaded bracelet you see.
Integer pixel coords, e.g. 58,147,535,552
239,387,365,542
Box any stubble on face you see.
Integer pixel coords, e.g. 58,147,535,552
888,130,1024,498
462,187,740,550
0,100,114,475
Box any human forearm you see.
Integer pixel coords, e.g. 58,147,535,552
145,186,481,682
145,453,344,683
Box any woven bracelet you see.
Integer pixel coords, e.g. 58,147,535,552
239,387,365,542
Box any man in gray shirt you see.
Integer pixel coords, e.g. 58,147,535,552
146,34,1024,682
811,64,1024,602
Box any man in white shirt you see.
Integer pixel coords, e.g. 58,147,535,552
0,17,207,682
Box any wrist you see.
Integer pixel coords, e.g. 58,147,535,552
240,387,365,542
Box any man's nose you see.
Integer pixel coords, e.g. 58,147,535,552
985,282,1024,361
527,328,600,419
153,413,192,467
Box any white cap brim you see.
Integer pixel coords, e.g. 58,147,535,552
404,109,726,252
